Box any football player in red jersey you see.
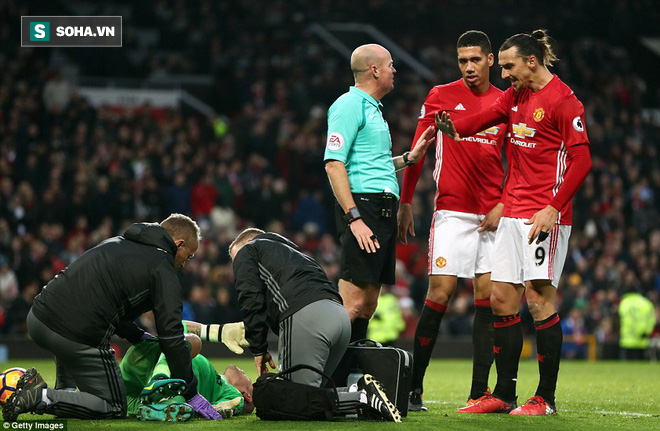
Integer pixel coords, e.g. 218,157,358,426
436,29,592,416
399,30,506,412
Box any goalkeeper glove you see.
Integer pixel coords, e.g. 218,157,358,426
213,396,242,418
221,322,250,354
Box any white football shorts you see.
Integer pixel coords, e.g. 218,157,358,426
427,210,496,278
491,217,571,288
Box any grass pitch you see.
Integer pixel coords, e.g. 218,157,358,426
3,358,658,430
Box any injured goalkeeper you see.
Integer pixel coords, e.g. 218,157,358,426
120,320,253,421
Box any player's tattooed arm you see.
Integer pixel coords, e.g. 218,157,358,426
183,320,221,342
183,320,202,337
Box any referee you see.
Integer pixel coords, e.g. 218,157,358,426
324,43,435,343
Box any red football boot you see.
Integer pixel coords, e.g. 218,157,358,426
509,396,557,415
456,394,516,414
466,387,491,407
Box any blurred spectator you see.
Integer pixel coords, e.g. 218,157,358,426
4,279,39,334
292,189,327,235
189,284,217,324
0,255,18,308
191,168,219,220
213,286,243,325
618,289,656,360
42,71,72,114
561,308,588,359
164,171,193,215
367,285,406,346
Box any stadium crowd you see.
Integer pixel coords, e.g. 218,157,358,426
0,0,659,358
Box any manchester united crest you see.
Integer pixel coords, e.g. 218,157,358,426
533,107,545,122
435,257,447,269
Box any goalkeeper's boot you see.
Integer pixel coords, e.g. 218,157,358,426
509,396,557,415
2,368,48,421
137,401,193,422
408,389,428,412
357,374,402,422
456,394,516,414
140,378,187,404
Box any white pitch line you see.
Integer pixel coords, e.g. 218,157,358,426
571,409,658,418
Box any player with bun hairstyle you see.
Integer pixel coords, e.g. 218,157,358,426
436,29,592,415
500,29,559,68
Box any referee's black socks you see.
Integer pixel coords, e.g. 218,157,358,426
350,318,369,343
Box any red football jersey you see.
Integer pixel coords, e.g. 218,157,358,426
455,75,590,225
401,80,506,214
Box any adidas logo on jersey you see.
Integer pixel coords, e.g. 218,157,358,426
454,103,466,111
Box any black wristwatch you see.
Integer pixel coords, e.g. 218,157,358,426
344,206,361,224
402,151,413,167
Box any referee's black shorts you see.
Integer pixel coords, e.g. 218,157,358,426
335,193,398,285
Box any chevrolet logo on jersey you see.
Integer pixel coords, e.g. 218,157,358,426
476,126,500,137
512,123,536,139
464,126,500,145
